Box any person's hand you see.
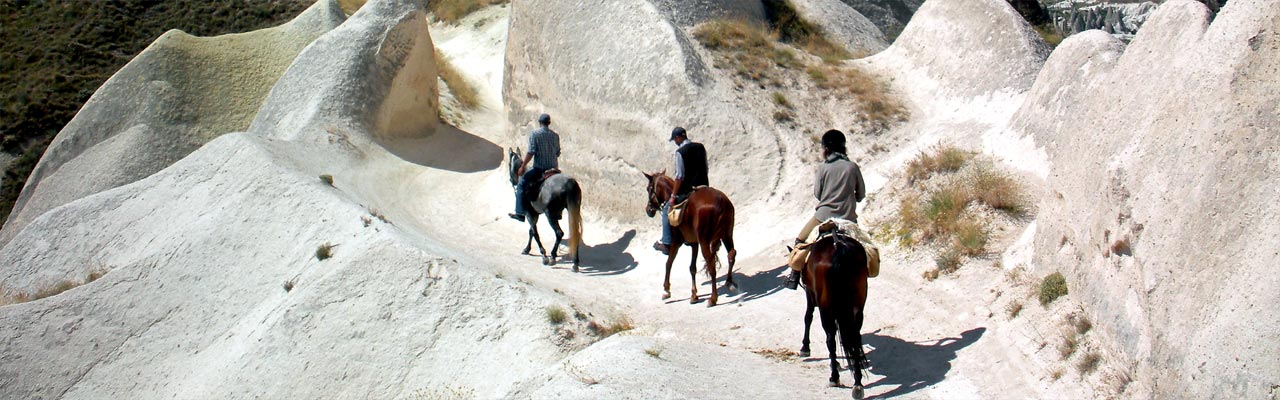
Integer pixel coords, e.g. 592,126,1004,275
517,165,526,176
667,195,676,205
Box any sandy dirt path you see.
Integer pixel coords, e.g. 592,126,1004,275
373,7,1091,399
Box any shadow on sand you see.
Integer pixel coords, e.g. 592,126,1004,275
856,327,987,399
376,124,502,173
573,229,638,275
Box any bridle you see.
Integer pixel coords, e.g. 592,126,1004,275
645,174,670,217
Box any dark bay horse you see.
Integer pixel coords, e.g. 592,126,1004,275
507,148,583,271
799,233,870,399
642,172,737,306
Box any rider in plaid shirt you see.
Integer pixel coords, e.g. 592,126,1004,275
509,114,561,222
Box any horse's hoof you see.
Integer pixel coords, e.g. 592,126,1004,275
572,264,579,273
707,297,717,307
829,378,840,388
853,385,865,400
521,249,531,255
799,350,810,358
661,292,671,300
542,256,552,265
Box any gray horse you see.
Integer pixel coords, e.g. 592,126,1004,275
507,148,583,270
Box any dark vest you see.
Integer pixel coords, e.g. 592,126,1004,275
676,142,709,195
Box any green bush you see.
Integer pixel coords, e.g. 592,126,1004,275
1039,272,1068,305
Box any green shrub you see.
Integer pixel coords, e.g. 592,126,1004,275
1039,272,1068,305
316,243,335,261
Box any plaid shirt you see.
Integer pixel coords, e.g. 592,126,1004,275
526,127,560,170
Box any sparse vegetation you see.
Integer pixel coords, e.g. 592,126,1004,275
906,145,973,183
1050,368,1064,381
428,0,509,24
1073,315,1093,335
1039,272,1068,305
436,49,479,111
368,208,391,224
772,92,792,108
891,147,1028,277
1007,301,1023,318
1111,238,1132,257
319,174,334,186
644,347,663,358
762,0,850,63
1077,352,1101,374
316,243,335,261
772,109,794,123
545,305,567,324
1,267,109,306
805,64,908,129
693,20,797,86
1059,333,1078,359
283,279,295,292
1034,24,1064,49
587,316,634,338
0,1,312,225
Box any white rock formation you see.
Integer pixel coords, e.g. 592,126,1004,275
503,0,782,220
1012,0,1279,397
0,0,346,246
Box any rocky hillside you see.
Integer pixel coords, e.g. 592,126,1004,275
0,0,1275,398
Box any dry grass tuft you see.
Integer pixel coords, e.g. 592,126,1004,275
1059,333,1079,359
1111,238,1132,256
1077,352,1101,374
545,306,567,324
587,316,634,338
429,0,508,24
2,266,111,306
436,49,479,111
906,145,972,183
1034,24,1064,48
1039,272,1068,305
694,19,796,86
316,243,335,261
319,174,334,186
1073,315,1093,335
934,248,962,275
1007,301,1023,318
644,347,663,358
763,0,850,63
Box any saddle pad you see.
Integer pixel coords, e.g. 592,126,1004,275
794,219,881,278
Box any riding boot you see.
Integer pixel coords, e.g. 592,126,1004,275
783,269,800,290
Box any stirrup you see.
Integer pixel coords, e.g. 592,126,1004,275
783,269,800,290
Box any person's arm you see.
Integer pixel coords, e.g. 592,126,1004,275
854,165,866,203
670,152,685,204
520,134,537,174
814,165,825,200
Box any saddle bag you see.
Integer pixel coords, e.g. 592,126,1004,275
787,219,881,278
667,199,689,227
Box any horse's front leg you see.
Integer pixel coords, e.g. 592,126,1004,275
701,242,718,307
547,218,564,266
527,216,547,259
800,292,815,357
662,243,680,300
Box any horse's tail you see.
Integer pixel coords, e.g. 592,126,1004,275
567,179,583,263
830,235,868,372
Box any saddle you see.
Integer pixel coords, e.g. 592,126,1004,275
666,185,708,227
788,219,881,278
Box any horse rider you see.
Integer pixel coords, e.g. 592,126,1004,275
509,113,561,222
784,129,866,289
654,126,709,255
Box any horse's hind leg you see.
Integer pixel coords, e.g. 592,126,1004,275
701,241,718,307
840,311,865,399
800,292,815,357
822,312,841,387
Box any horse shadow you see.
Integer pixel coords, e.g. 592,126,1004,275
713,264,788,303
564,229,638,276
856,327,987,399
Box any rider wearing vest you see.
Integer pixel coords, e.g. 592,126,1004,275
784,129,866,289
509,114,561,223
654,127,708,255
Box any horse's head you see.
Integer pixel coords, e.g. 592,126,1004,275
507,147,522,187
642,171,671,218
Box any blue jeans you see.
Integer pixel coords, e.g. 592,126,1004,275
514,167,546,215
660,201,672,245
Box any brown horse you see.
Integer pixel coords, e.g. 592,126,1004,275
799,233,870,399
642,172,737,306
